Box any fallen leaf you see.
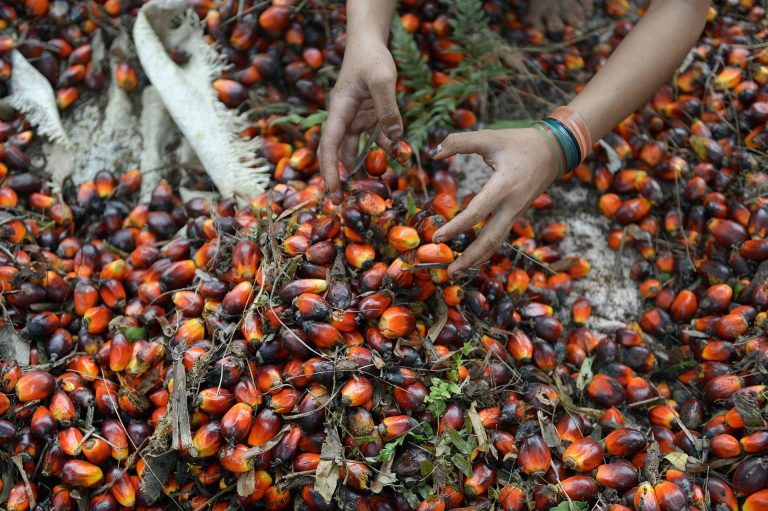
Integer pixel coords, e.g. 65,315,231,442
468,402,489,453
236,468,256,497
664,451,689,472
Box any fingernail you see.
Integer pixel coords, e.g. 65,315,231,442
386,125,402,137
427,144,442,158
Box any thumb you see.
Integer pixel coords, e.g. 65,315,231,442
368,73,403,139
428,131,491,160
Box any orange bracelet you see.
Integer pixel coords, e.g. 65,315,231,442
548,106,592,163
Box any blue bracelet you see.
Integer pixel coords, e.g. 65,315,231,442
546,117,582,165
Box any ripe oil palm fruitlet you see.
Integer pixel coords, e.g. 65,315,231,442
0,1,767,511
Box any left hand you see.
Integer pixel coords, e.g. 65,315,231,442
430,128,560,276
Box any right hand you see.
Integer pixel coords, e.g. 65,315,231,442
319,37,403,204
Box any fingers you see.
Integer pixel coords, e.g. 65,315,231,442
319,93,359,203
374,130,394,153
447,204,518,276
367,70,403,139
339,134,359,173
562,0,585,27
544,9,565,38
433,171,506,244
579,0,594,16
524,1,546,33
429,131,492,160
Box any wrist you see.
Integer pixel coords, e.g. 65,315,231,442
525,127,561,184
347,0,395,45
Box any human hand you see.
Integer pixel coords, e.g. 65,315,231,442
430,128,560,276
319,37,403,204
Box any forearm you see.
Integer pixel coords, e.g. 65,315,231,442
347,0,398,44
569,0,710,142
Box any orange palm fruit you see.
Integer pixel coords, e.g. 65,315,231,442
498,484,525,511
744,489,768,511
115,61,138,92
364,147,388,176
587,374,626,408
49,390,75,424
81,437,111,465
7,481,37,511
633,482,659,511
345,243,376,270
708,219,748,246
379,305,416,339
614,197,651,224
106,466,135,507
259,6,291,30
377,415,419,441
61,459,103,487
56,87,79,109
303,321,343,348
703,374,744,402
562,437,604,472
192,421,223,457
595,461,638,491
604,428,647,457
268,387,301,414
222,281,254,314
248,408,282,447
388,225,420,252
278,279,327,302
572,297,592,325
341,376,374,407
518,434,551,475
706,477,738,511
294,293,331,322
219,444,254,473
559,475,599,501
214,79,248,107
16,370,56,402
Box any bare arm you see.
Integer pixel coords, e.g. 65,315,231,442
432,0,711,275
346,0,397,45
570,0,710,141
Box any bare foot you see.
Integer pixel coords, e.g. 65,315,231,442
524,0,594,39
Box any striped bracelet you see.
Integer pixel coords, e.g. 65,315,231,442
532,118,581,177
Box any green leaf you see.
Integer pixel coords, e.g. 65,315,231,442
405,192,417,221
549,502,589,511
420,460,434,478
576,356,594,391
446,428,472,455
299,110,328,128
451,453,473,478
664,452,689,471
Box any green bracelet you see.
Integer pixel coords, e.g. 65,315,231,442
532,123,565,178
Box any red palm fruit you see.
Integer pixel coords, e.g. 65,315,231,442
231,239,261,279
744,489,768,511
264,485,291,511
710,433,741,458
572,297,592,325
416,243,454,264
614,197,651,224
595,461,638,491
378,415,419,441
506,328,533,363
700,283,732,312
7,481,37,511
358,292,392,320
732,457,768,496
706,477,738,511
173,290,203,317
303,321,342,348
283,234,310,256
61,459,103,487
217,443,252,473
703,374,743,402
221,403,253,444
443,285,464,306
126,340,166,376
518,435,551,475
16,370,56,402
51,485,75,511
56,87,79,109
379,305,416,339
240,311,265,345
714,313,748,340
649,402,680,429
74,281,99,315
30,406,57,439
222,281,254,314
41,440,65,476
670,290,697,322
393,381,427,410
498,484,525,511
559,475,599,501
259,5,290,30
432,193,460,220
294,453,321,472
81,437,111,465
50,390,75,424
741,239,768,260
214,79,247,107
197,388,234,415
115,61,137,92
604,428,647,457
191,421,223,457
278,279,327,302
294,293,331,321
100,259,129,281
341,377,374,407
105,466,134,507
633,482,659,511
248,408,282,447
269,388,301,414
388,225,420,252
175,318,206,345
416,496,445,511
708,219,748,246
99,279,126,310
587,374,626,408
344,243,375,270
562,437,604,472
160,260,196,289
741,431,768,453
653,481,686,511
0,186,17,207
364,147,387,176
463,462,496,498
